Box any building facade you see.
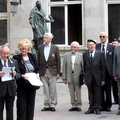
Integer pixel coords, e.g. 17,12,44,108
0,0,120,55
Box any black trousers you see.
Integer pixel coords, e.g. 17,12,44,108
0,91,15,120
17,87,36,120
101,69,112,109
112,78,118,103
87,76,101,110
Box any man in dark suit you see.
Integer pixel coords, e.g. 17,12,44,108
113,45,120,115
96,32,115,111
37,32,61,111
112,38,119,104
83,39,105,115
0,44,21,120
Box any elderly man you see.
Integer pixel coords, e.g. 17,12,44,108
37,33,60,111
96,32,115,111
62,41,83,111
83,39,105,115
29,0,54,50
112,38,119,47
0,44,20,120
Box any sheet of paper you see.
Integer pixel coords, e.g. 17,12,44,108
1,67,15,82
25,73,43,86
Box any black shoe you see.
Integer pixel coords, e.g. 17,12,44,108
95,109,101,115
112,102,118,105
51,107,56,111
85,109,94,114
106,108,111,112
117,111,120,115
76,107,81,111
41,107,50,111
100,107,106,111
69,107,76,111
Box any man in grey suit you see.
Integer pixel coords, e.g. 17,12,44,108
113,46,120,115
83,39,105,115
96,32,114,111
37,33,60,111
0,44,21,120
62,41,83,111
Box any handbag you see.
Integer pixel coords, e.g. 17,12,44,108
79,69,84,86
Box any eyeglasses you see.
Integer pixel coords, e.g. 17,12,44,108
99,36,105,38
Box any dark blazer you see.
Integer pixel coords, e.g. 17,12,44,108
83,50,105,86
13,53,40,88
37,44,61,76
113,46,120,79
96,43,114,77
0,58,21,97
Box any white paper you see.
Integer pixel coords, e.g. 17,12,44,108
25,73,43,86
1,67,15,82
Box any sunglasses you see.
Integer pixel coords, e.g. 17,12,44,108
99,36,105,38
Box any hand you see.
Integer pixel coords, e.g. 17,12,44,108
83,79,85,84
13,71,16,76
36,73,40,79
63,79,67,84
32,24,35,29
101,81,105,86
22,74,28,80
114,76,117,81
56,74,60,79
0,71,5,77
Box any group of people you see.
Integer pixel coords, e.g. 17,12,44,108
62,31,120,116
0,31,120,120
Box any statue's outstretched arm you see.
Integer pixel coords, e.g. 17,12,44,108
45,14,54,23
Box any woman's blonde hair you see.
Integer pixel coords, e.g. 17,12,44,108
18,39,33,51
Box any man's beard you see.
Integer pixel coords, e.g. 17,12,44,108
71,50,77,54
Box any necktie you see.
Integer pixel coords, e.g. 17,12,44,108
90,51,93,62
102,45,105,52
4,61,7,67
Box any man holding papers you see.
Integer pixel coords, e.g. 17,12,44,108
0,44,21,120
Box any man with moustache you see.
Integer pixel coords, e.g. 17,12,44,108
62,41,83,111
96,32,115,111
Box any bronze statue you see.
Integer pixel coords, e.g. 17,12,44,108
29,0,54,51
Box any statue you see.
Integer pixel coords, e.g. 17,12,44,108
29,0,54,51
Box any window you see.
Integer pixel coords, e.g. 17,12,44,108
108,4,120,42
0,0,7,45
0,0,7,12
49,0,82,45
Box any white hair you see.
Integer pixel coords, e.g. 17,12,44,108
71,41,79,47
100,32,108,36
44,33,54,39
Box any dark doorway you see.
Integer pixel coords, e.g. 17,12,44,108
108,4,120,43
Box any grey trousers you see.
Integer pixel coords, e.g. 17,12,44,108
117,79,120,111
41,69,57,108
68,73,82,108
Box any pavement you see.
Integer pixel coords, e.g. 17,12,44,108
4,78,120,120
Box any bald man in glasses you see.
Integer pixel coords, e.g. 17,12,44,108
96,32,115,112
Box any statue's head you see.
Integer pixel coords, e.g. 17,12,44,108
36,1,42,9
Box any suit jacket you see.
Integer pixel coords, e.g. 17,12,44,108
0,58,21,97
62,52,83,84
37,44,61,76
113,46,120,79
83,50,105,86
13,53,40,88
96,43,114,77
